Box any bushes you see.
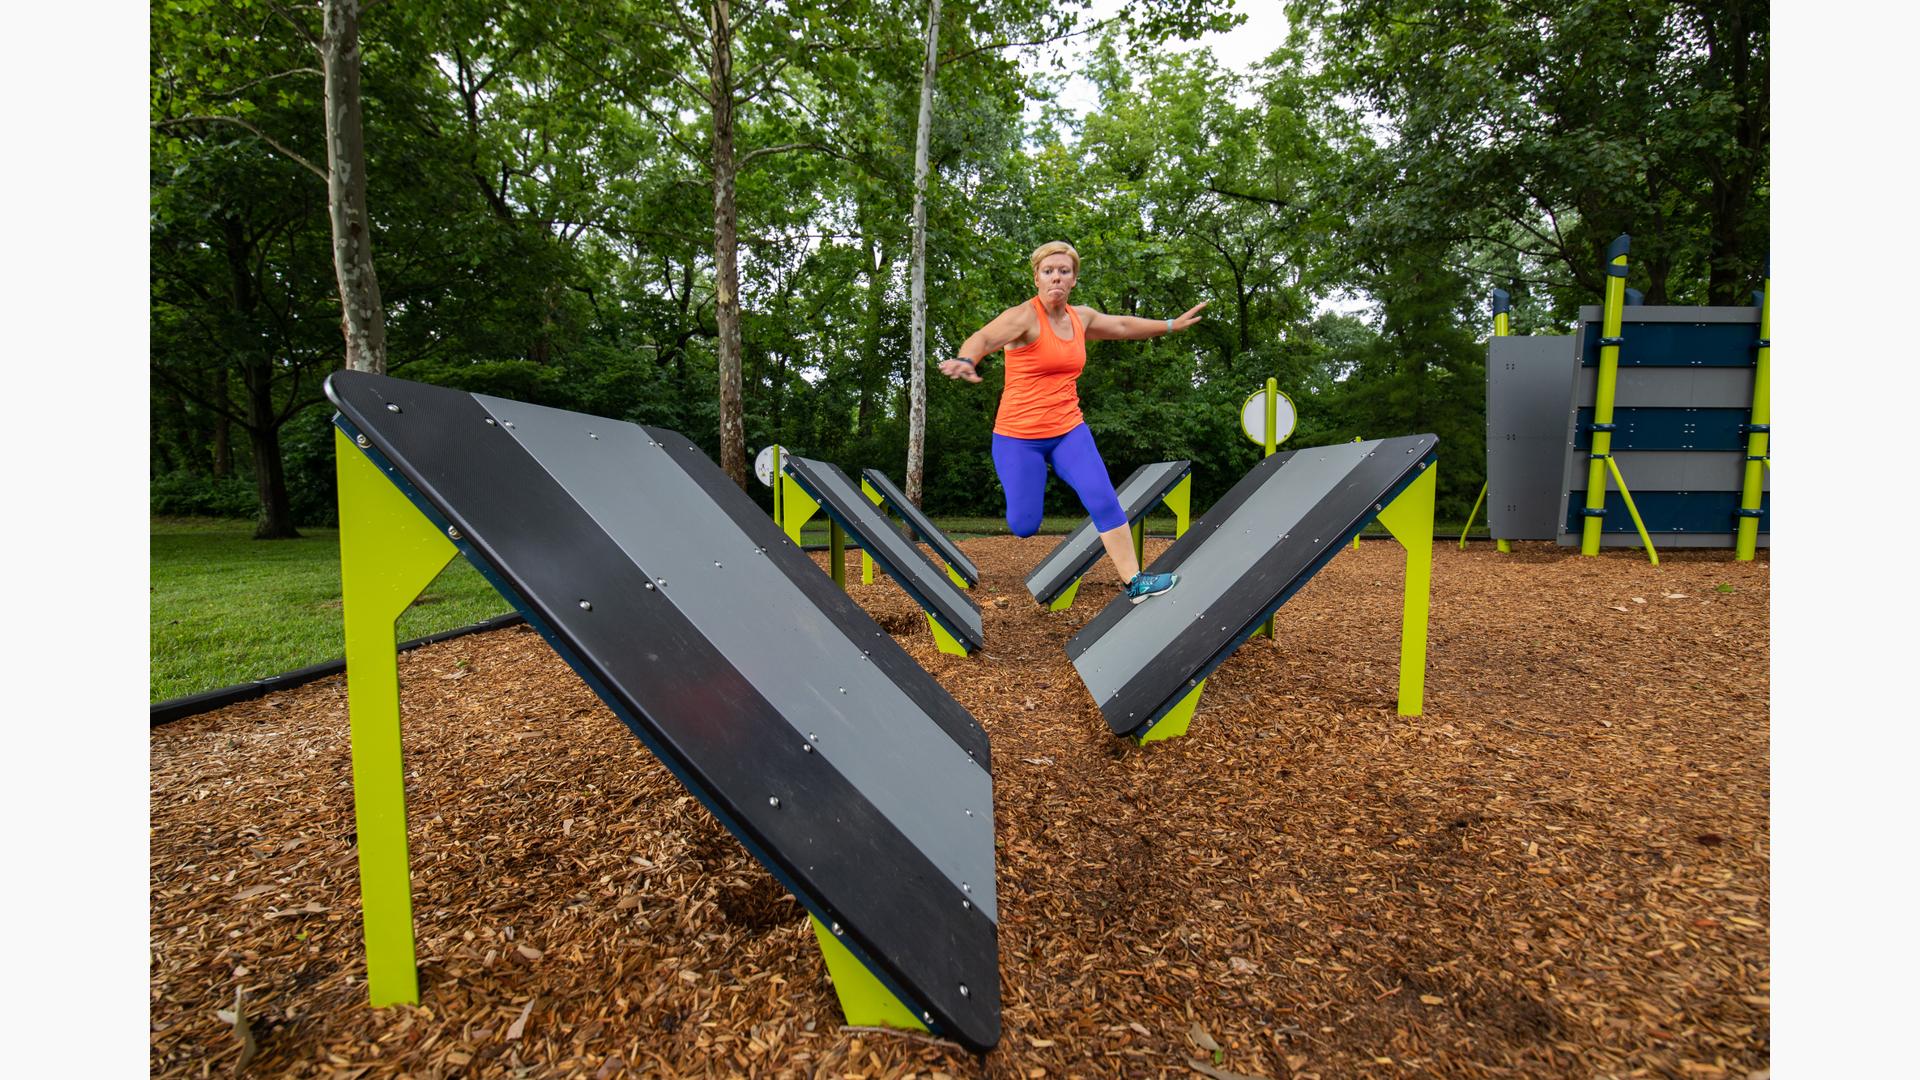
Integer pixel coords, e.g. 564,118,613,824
151,472,259,519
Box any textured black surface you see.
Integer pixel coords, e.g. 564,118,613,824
1067,436,1437,738
326,372,999,1049
1023,460,1193,606
860,468,980,586
783,456,984,653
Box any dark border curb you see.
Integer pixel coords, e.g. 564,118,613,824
150,612,526,727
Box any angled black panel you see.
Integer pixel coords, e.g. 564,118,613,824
1024,461,1193,605
860,468,979,586
783,456,984,654
325,372,999,1050
1067,436,1438,739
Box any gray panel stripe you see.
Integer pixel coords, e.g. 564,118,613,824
475,395,997,921
1573,367,1757,408
1072,441,1379,706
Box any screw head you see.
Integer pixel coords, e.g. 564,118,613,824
355,434,371,448
958,983,970,999
768,796,780,808
579,600,593,611
385,403,401,413
447,526,462,541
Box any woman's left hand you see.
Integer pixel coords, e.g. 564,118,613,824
1169,302,1209,332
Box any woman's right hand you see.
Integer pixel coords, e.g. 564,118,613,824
938,358,983,383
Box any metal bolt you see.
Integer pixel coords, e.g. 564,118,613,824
644,582,655,590
958,983,971,999
964,808,973,817
485,418,497,426
385,403,401,413
503,421,514,429
962,899,971,910
579,600,593,611
768,796,780,808
355,434,371,448
588,432,598,440
962,882,971,894
802,743,814,753
656,578,667,587
447,526,462,541
714,561,723,569
831,922,843,936
838,687,847,694
808,732,818,742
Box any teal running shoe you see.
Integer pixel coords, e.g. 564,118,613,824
1126,570,1180,604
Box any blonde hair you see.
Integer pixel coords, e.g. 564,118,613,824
1029,241,1081,274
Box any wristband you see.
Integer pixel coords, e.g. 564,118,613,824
1165,318,1174,333
955,356,977,368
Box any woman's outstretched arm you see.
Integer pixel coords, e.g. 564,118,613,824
1080,301,1208,342
938,303,1036,383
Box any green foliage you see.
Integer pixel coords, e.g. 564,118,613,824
151,0,1765,534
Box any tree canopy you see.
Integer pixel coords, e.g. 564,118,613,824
150,0,1768,532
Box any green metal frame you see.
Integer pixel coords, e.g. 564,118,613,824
1138,460,1437,743
1578,238,1658,566
859,478,971,589
1471,302,1513,553
1735,272,1770,561
336,427,456,1006
336,430,930,1030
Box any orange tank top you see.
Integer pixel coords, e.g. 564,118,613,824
993,297,1086,439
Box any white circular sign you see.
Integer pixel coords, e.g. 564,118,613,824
1239,388,1297,448
753,444,787,487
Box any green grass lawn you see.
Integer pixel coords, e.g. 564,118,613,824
152,511,1483,703
150,517,512,703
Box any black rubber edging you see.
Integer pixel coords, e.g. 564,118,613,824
149,612,527,727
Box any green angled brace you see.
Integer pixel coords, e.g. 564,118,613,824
927,614,970,657
335,428,458,1007
1372,460,1437,717
1135,678,1206,745
945,563,970,590
779,473,820,546
810,916,928,1034
1131,517,1146,568
1461,480,1488,550
1600,456,1660,567
1047,577,1082,612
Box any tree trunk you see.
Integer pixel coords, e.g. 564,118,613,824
709,0,748,488
857,227,890,438
240,353,299,539
322,0,388,373
905,0,940,507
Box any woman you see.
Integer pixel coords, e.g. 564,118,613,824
939,241,1206,603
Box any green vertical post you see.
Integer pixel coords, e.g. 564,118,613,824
860,479,882,584
1484,288,1511,553
1260,378,1279,638
335,428,458,1006
1581,235,1631,556
1735,264,1770,561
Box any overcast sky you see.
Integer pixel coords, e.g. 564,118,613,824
1041,0,1294,121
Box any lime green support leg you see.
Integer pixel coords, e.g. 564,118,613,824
335,428,458,1007
1736,273,1770,561
927,614,969,657
1373,461,1436,717
1131,518,1145,567
1583,239,1631,556
860,480,882,584
1164,474,1192,537
829,519,846,589
1136,679,1206,744
1048,577,1081,612
945,563,970,590
778,475,820,547
1496,539,1511,554
810,916,928,1033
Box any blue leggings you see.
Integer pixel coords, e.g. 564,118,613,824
992,423,1127,537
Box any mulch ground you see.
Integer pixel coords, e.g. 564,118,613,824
151,538,1769,1080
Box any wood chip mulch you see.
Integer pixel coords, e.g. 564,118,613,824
152,538,1769,1079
